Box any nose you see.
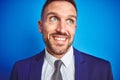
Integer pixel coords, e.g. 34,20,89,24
56,21,66,33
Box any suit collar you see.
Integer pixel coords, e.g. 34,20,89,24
74,48,88,80
29,50,45,80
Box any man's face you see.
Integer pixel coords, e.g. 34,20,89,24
38,1,77,57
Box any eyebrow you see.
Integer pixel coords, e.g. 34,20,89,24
46,12,57,16
46,12,77,19
68,15,77,19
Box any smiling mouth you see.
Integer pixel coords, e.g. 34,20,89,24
53,35,68,41
54,37,66,41
52,34,68,44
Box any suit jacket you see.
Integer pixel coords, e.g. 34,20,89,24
10,48,113,80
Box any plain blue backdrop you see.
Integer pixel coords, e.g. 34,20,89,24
0,0,120,80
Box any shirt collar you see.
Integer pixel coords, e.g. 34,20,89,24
61,46,74,68
45,49,57,67
45,46,74,68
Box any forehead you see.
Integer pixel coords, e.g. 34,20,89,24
43,1,77,18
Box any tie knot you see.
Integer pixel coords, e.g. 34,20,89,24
54,60,62,69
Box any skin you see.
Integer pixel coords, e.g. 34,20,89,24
38,1,77,59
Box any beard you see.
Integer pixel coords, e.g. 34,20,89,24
43,32,73,55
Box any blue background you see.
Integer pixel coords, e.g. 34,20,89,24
0,0,120,80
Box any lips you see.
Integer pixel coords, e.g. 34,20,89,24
52,35,68,44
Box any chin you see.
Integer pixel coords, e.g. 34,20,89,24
52,45,70,54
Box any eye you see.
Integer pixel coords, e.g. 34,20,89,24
49,16,57,22
67,19,75,25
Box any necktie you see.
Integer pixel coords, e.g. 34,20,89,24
52,60,63,80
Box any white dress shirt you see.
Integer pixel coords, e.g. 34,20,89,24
41,46,75,80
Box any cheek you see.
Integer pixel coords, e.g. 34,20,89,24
69,27,76,36
42,23,50,34
43,22,56,32
42,25,55,38
41,26,49,38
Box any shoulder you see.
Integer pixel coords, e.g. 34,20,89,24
10,50,45,79
74,48,111,66
13,50,45,68
74,48,113,79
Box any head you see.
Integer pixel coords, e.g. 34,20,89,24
38,0,77,58
41,0,77,20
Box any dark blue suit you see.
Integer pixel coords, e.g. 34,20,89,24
10,48,113,80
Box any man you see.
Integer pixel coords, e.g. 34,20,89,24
10,0,113,80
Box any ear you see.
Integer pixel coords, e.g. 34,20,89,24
38,20,43,33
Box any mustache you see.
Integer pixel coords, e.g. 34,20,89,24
51,32,68,36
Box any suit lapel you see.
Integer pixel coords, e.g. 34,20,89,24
29,49,89,80
74,49,88,80
29,50,45,80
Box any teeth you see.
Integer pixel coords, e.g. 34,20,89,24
55,37,66,41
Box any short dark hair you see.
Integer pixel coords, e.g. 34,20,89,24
41,0,77,20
